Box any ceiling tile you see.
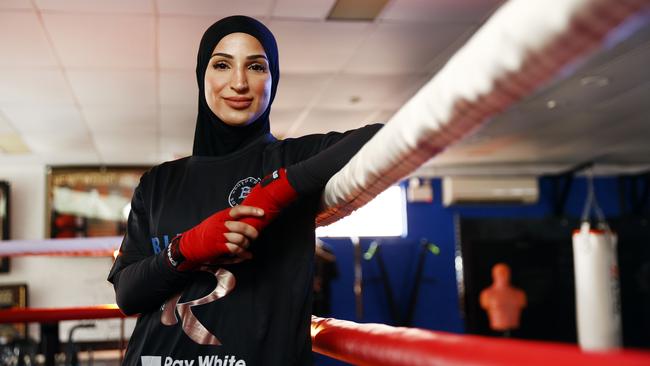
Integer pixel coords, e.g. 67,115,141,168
159,135,192,158
527,50,650,113
296,108,375,136
93,134,158,164
0,132,30,154
370,109,399,124
159,16,216,69
586,109,650,148
43,151,101,165
22,132,95,154
269,20,370,73
269,108,302,138
83,107,157,134
94,134,156,151
0,69,75,105
43,13,155,68
272,0,335,20
316,73,424,110
344,22,469,74
0,12,57,67
379,0,503,23
595,80,650,115
273,73,330,109
0,155,39,165
35,0,152,14
590,42,650,104
0,1,31,10
0,111,17,134
160,107,196,138
95,147,159,165
157,0,273,17
68,70,156,106
2,105,86,134
602,116,650,162
160,70,198,105
597,38,650,76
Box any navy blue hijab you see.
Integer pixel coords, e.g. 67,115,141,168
192,16,279,157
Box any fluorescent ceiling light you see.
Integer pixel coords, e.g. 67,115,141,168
328,0,390,21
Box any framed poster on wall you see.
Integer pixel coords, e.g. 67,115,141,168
45,167,148,346
0,283,28,339
46,166,149,238
0,181,9,272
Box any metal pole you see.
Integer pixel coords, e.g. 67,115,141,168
351,236,363,320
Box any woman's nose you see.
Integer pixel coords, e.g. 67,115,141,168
230,68,248,93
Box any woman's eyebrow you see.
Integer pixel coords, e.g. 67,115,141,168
246,54,267,60
211,52,233,59
209,53,267,61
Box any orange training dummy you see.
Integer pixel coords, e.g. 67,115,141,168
480,263,527,334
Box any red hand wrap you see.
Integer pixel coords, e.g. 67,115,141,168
239,168,298,232
178,208,233,264
166,235,200,271
176,168,297,268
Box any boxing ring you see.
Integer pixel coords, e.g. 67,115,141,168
2,0,650,364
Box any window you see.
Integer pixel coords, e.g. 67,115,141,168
316,185,406,238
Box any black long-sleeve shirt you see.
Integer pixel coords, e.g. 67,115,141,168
108,124,381,366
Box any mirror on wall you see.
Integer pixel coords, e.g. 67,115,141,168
47,167,149,238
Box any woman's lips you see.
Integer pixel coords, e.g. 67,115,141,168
223,96,253,110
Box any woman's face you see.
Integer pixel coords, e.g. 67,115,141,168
204,32,272,127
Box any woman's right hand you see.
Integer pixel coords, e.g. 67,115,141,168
222,205,264,259
177,205,264,265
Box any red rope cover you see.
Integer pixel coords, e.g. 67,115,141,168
0,304,127,323
311,316,650,366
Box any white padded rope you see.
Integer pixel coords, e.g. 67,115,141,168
0,236,120,257
316,0,649,226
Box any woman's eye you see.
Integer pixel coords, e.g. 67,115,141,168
249,63,267,72
213,62,229,70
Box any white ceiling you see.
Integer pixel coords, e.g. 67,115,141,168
0,0,648,176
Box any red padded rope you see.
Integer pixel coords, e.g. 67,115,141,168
0,305,128,323
311,316,650,366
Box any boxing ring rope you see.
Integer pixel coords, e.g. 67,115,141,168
316,0,650,225
1,308,649,366
0,236,120,257
0,304,127,323
310,317,650,366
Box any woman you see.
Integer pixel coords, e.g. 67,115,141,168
109,15,381,365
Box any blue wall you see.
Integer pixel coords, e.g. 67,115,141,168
315,175,624,365
317,175,622,330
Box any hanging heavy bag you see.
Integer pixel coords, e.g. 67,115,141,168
572,173,622,351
